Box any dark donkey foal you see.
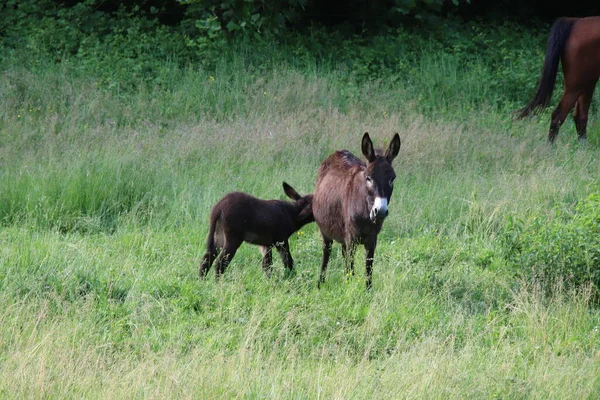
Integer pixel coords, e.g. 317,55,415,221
313,132,401,289
199,182,314,278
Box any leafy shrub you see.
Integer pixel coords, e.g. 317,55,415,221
503,193,600,295
0,0,550,113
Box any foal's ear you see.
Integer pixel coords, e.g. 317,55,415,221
361,132,376,162
283,182,301,200
384,133,401,163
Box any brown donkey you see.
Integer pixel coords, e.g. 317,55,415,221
313,132,401,289
199,182,314,278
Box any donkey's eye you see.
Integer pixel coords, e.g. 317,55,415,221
389,177,395,187
366,176,373,184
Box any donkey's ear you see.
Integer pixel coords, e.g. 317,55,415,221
283,182,301,200
361,132,376,162
384,133,401,163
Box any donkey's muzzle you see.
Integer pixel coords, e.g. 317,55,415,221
370,197,389,222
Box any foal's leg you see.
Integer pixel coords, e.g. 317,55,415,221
214,238,242,277
259,245,273,277
573,82,597,143
275,240,294,276
364,238,378,290
548,90,580,143
199,246,220,278
318,237,333,288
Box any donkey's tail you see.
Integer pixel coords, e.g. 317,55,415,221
199,208,220,278
515,18,575,119
205,208,220,255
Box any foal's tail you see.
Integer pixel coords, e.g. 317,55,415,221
205,208,220,254
515,18,575,119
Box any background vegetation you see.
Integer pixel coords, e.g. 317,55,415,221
1,1,600,397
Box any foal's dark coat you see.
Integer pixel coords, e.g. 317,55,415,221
313,132,401,289
199,182,314,278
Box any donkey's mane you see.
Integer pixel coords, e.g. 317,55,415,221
337,150,361,167
339,148,381,168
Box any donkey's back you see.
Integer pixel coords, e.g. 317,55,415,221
211,192,296,246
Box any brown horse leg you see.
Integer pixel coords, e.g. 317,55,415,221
574,103,589,143
549,91,580,143
364,239,377,290
259,245,273,277
318,237,333,288
275,240,295,276
573,82,597,143
341,241,356,277
214,238,242,277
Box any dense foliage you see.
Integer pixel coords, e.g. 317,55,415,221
504,192,600,294
1,0,555,110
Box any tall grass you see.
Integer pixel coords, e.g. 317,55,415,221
1,36,600,397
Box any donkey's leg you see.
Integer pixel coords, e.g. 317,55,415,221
275,240,294,276
199,247,221,278
200,232,223,278
549,90,580,143
259,245,273,278
364,238,378,290
318,237,333,288
214,238,242,277
573,82,597,143
341,240,356,277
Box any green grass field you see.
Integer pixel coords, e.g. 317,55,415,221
1,42,600,398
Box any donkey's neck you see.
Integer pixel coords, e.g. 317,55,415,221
347,171,371,214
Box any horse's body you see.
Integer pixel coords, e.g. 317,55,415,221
517,16,600,143
313,133,401,289
199,182,314,278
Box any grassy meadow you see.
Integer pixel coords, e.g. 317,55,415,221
1,33,600,398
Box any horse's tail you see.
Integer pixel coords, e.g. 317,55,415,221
516,18,575,119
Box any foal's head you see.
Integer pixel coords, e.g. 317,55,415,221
361,132,401,222
283,182,314,226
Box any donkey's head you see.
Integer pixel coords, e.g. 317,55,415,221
283,182,314,226
361,132,401,222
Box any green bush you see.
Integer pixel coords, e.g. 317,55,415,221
503,193,600,295
1,0,548,108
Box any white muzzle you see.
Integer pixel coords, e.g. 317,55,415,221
370,196,388,222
